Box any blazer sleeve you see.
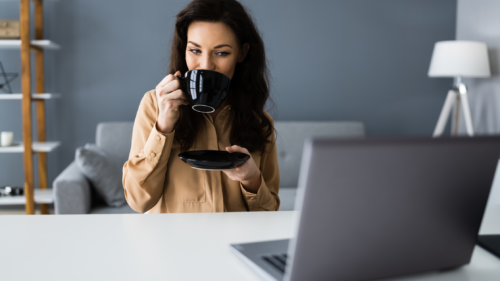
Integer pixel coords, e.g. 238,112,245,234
240,113,280,211
122,90,175,213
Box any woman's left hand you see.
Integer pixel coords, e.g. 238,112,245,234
223,145,261,194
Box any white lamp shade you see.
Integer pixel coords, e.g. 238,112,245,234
428,41,490,78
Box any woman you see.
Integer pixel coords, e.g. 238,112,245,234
122,0,279,213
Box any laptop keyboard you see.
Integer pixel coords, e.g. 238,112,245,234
262,253,288,273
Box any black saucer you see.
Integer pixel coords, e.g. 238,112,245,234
178,150,250,170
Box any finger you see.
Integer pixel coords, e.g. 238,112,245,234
158,74,175,87
166,99,189,108
174,70,181,77
158,90,188,104
223,166,239,174
226,145,249,155
164,89,187,101
159,79,180,95
235,159,250,170
221,170,238,181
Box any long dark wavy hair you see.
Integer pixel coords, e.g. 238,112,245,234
168,0,274,154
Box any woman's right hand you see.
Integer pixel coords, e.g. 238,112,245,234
155,71,189,134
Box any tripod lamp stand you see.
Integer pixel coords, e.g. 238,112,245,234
428,41,490,137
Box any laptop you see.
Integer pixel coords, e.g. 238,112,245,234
477,234,500,259
231,137,500,281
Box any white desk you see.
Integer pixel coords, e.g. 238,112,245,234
1,206,499,281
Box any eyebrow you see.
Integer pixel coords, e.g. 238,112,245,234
188,41,233,49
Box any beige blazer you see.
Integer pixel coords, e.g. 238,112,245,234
122,90,280,213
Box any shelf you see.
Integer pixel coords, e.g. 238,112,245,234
0,141,60,153
0,40,60,50
2,0,60,214
0,93,61,100
0,188,53,205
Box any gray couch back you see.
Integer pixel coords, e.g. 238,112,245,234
96,121,365,187
96,122,134,165
274,121,365,187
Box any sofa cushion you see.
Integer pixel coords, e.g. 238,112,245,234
75,144,126,207
96,122,134,165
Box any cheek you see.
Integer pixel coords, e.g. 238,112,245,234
218,58,238,79
185,52,197,70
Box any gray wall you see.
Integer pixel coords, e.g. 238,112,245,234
456,0,500,134
0,0,456,191
456,0,500,204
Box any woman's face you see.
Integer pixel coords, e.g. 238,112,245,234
185,21,249,79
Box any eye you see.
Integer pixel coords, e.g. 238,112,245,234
216,52,230,57
189,48,201,54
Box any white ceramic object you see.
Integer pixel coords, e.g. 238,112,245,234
1,131,13,146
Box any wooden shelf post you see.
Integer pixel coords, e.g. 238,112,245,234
34,0,49,215
20,0,35,214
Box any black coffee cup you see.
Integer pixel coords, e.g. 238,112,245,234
176,69,231,113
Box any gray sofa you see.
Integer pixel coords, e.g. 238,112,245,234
53,121,365,214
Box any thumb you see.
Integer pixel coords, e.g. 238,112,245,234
174,70,181,77
226,145,248,154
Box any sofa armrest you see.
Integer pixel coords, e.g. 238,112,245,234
53,161,92,214
278,187,298,211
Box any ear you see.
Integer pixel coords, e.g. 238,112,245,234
238,43,250,63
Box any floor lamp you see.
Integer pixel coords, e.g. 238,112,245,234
428,41,490,137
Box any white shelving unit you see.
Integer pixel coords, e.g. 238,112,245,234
0,141,61,153
1,0,61,214
0,93,61,100
0,39,60,50
0,188,53,205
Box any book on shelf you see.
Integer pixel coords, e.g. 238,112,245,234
0,20,20,39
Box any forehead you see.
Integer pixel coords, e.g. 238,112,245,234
187,21,239,47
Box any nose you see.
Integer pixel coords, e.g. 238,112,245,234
199,53,215,70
